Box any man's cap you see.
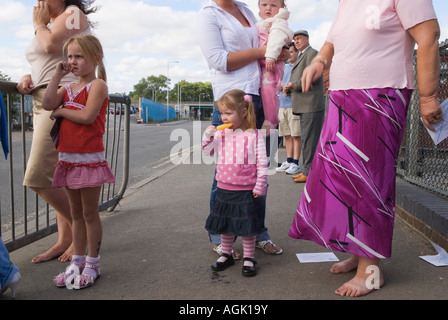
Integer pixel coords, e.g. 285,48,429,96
294,30,309,37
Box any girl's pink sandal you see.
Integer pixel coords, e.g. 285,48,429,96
73,263,100,290
54,259,85,289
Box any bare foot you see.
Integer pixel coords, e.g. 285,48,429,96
335,272,384,297
330,255,358,273
31,242,70,263
58,244,74,262
334,256,383,297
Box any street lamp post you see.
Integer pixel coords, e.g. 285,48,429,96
180,85,186,119
167,60,179,121
198,93,205,121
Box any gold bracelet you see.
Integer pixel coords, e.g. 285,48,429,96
34,25,48,35
312,55,327,68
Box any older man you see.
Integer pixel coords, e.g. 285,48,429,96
284,30,325,182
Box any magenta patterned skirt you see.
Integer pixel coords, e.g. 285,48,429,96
53,152,115,189
288,88,412,259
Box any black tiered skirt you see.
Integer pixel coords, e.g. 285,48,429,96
205,188,263,237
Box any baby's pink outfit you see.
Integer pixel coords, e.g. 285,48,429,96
257,8,294,130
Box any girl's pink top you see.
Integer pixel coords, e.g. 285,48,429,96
202,128,268,196
327,0,437,91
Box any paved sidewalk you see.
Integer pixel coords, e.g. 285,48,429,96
3,148,448,303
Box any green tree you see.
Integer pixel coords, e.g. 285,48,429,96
130,75,168,102
130,75,213,105
173,80,213,103
0,71,11,82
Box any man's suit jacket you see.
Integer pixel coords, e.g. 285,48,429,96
290,46,325,114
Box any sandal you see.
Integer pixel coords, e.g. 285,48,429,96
213,244,241,260
256,240,283,255
54,258,85,289
73,262,100,290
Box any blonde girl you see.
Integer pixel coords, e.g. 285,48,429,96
42,34,115,289
203,89,268,277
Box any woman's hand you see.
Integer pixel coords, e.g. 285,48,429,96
301,62,324,93
420,95,443,132
408,20,442,132
301,41,333,93
16,74,34,94
33,1,50,28
277,47,290,62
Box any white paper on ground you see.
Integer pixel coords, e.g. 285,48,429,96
424,98,448,145
296,252,339,263
419,242,448,267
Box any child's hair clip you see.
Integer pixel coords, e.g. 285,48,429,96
244,94,252,102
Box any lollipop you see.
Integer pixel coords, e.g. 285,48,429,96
216,123,232,130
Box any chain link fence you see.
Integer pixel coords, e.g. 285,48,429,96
397,40,448,198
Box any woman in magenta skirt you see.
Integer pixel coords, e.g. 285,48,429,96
289,0,443,297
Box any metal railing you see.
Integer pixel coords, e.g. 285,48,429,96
0,81,130,252
397,41,448,198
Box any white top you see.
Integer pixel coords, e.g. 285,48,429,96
197,0,261,101
327,0,437,90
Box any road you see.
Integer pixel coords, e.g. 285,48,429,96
0,116,209,237
126,117,208,187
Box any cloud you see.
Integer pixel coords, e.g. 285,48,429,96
2,0,447,95
0,1,28,24
246,0,338,49
91,0,207,93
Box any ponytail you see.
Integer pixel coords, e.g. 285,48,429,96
245,100,256,130
97,60,107,82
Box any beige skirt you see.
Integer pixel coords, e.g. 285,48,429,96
23,88,59,188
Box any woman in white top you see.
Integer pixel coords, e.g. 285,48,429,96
198,0,286,257
16,0,96,264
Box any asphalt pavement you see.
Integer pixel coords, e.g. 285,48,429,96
3,147,448,306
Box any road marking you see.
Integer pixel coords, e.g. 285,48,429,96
152,144,201,168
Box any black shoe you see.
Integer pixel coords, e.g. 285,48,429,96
211,253,234,271
242,258,257,277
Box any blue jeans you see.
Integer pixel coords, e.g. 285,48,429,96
209,94,270,244
0,238,18,289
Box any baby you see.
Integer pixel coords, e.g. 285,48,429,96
257,0,294,130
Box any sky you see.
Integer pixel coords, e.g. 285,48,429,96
1,0,448,95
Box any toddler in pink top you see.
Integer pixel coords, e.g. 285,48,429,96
203,89,268,277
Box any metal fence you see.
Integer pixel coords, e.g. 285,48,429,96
0,81,130,252
397,40,448,198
